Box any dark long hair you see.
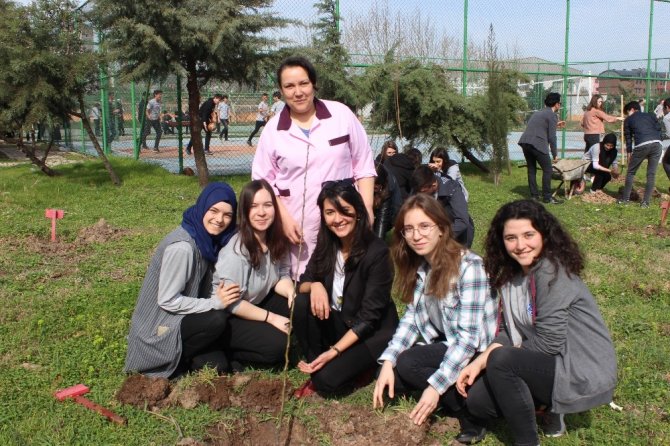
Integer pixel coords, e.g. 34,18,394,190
391,194,462,303
483,199,584,289
310,181,374,278
236,179,288,269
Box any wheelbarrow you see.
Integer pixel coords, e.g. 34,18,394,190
551,159,590,200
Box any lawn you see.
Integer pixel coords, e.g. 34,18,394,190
0,152,668,445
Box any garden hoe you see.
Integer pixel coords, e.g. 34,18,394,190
54,384,127,425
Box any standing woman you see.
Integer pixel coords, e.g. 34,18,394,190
293,181,398,396
373,194,497,434
581,94,623,152
252,56,376,278
125,183,238,378
456,200,617,446
212,179,294,368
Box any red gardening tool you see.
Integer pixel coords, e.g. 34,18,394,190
661,201,669,226
54,384,127,425
45,209,64,242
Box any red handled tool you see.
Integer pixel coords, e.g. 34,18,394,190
54,384,127,425
45,209,64,242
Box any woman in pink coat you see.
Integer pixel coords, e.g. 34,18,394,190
252,56,376,278
581,95,623,152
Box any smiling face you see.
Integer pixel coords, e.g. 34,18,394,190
502,218,544,273
431,157,444,170
323,197,357,244
248,188,275,235
279,66,316,119
202,201,234,236
402,208,442,263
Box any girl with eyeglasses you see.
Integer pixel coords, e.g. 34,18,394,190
292,181,398,397
373,194,497,444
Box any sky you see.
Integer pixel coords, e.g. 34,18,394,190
13,0,670,72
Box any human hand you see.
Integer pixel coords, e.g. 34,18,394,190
216,281,240,308
310,282,330,320
297,349,337,374
372,361,395,409
557,120,566,129
409,386,440,425
427,163,439,172
456,361,483,398
282,213,303,245
267,312,290,334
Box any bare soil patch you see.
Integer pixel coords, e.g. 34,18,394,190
580,190,617,204
117,374,458,445
76,218,129,244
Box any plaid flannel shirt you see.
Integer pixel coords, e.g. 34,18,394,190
378,251,496,395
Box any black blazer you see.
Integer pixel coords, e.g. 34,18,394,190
300,237,399,358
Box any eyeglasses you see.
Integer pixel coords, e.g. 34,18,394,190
401,223,437,238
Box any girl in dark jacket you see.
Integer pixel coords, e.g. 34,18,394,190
293,180,399,396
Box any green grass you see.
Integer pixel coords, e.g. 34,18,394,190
0,154,669,445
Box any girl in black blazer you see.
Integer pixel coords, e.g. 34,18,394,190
293,180,399,397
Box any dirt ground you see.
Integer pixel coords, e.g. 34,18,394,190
117,374,459,446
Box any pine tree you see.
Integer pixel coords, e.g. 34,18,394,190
95,0,286,187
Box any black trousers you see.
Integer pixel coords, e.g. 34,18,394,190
186,131,213,154
520,143,553,201
141,119,162,149
464,347,555,446
391,342,464,412
586,165,612,191
219,119,229,140
583,133,600,152
293,293,376,394
174,310,228,377
248,120,265,143
222,292,289,367
663,144,670,181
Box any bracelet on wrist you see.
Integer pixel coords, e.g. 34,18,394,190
330,345,341,357
264,310,270,322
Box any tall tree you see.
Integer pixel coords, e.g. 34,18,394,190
309,0,356,108
96,0,286,186
486,25,509,185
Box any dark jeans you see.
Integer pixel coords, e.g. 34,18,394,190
586,165,612,191
186,131,213,154
464,347,555,446
520,143,553,201
222,292,289,367
391,342,464,413
293,293,376,394
622,142,662,203
583,133,600,153
173,310,228,377
219,119,229,140
141,119,162,149
248,120,265,143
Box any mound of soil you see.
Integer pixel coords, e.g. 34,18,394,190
117,374,459,445
581,190,617,204
117,375,170,408
76,218,128,244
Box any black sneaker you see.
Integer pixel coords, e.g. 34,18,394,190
247,140,253,146
456,414,487,444
542,412,566,437
640,201,650,208
543,197,563,204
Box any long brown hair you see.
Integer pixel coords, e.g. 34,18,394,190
586,94,603,111
391,194,463,303
236,179,288,269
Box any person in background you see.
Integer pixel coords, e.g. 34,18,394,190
212,179,294,370
456,199,617,446
143,89,163,152
251,56,376,278
429,147,468,202
186,94,222,156
581,94,623,152
218,95,231,141
583,133,619,193
372,163,402,239
518,92,563,204
404,147,423,169
373,194,496,444
378,140,414,199
247,93,269,146
125,183,238,378
293,181,398,397
269,91,285,119
660,98,670,188
90,103,101,137
618,100,663,207
411,165,474,248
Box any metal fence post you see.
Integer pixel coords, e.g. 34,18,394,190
176,75,184,174
131,81,139,159
646,0,655,105
560,0,570,159
462,0,468,97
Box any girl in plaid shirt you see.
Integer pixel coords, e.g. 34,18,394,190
373,194,496,443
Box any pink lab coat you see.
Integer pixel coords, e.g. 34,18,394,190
252,98,376,277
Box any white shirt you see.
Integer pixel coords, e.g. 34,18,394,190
330,250,345,311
